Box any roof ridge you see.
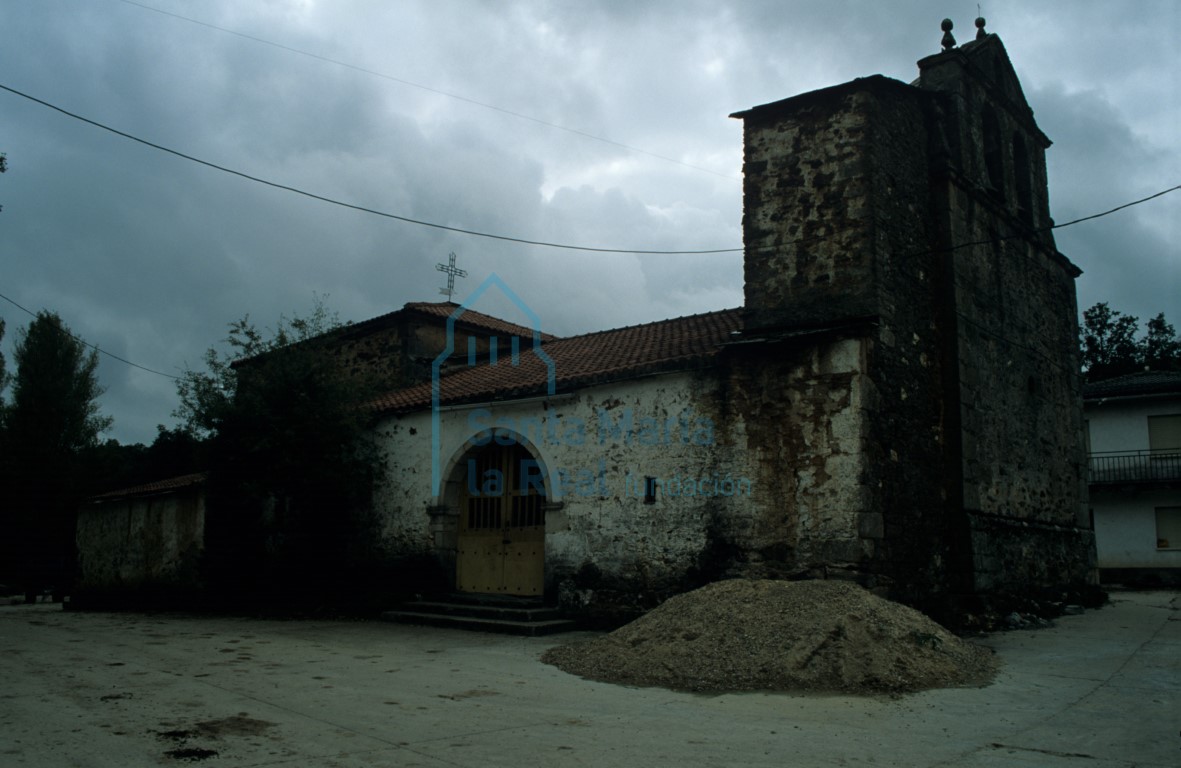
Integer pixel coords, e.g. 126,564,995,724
542,306,741,345
91,471,209,501
403,301,559,340
1088,368,1181,383
367,306,745,416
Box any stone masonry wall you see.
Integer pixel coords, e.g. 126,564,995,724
855,86,957,601
738,81,887,332
735,78,955,599
735,40,1096,602
722,336,872,580
919,40,1095,592
323,314,515,389
75,490,205,596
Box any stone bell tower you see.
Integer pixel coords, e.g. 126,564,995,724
729,19,1095,609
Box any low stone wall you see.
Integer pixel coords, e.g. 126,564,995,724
74,487,205,605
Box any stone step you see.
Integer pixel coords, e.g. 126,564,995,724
381,597,579,636
398,600,566,623
381,609,578,636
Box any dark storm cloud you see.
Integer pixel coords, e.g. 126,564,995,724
1034,83,1180,321
1,1,1177,445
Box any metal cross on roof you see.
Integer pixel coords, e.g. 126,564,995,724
436,252,467,301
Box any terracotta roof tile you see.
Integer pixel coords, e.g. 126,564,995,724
1084,370,1181,400
402,302,558,341
369,308,742,415
235,301,557,368
90,472,208,502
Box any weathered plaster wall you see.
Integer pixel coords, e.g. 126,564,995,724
721,337,872,579
374,329,883,618
374,370,763,616
75,490,205,593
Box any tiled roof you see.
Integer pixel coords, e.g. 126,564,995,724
235,301,556,368
1084,370,1181,400
90,472,208,502
402,302,558,342
369,308,742,415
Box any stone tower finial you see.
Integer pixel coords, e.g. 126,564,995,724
975,17,987,40
941,19,956,51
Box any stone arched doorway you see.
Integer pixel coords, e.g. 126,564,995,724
453,439,547,596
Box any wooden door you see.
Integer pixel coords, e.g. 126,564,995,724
456,443,545,595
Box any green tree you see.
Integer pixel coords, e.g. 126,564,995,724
0,317,8,410
1,311,111,601
1081,303,1181,381
76,426,207,499
1141,313,1181,372
175,301,390,608
1081,302,1141,381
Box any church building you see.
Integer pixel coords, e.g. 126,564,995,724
361,21,1097,621
71,22,1098,621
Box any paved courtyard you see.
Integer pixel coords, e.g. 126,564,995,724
0,590,1176,767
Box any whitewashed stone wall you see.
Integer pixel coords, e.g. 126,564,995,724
372,337,876,614
373,370,760,598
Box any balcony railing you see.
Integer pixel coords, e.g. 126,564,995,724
1088,449,1181,484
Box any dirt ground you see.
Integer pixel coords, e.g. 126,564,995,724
0,590,1176,767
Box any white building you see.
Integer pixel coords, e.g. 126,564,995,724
1085,371,1181,585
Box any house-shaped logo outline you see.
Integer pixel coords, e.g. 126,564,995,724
430,272,557,496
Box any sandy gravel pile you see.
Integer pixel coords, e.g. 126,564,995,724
543,579,998,694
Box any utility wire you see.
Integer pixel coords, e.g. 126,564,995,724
929,185,1181,258
2,78,1177,380
3,81,1178,256
0,289,180,379
114,0,739,182
5,164,1173,380
0,82,741,255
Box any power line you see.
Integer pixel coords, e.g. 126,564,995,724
114,0,739,183
0,82,742,255
2,75,1177,382
2,167,1175,382
928,185,1181,258
0,289,180,379
4,81,1178,256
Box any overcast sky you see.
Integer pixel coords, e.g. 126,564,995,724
1,0,1178,446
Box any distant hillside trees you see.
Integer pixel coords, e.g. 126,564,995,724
1080,303,1180,382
